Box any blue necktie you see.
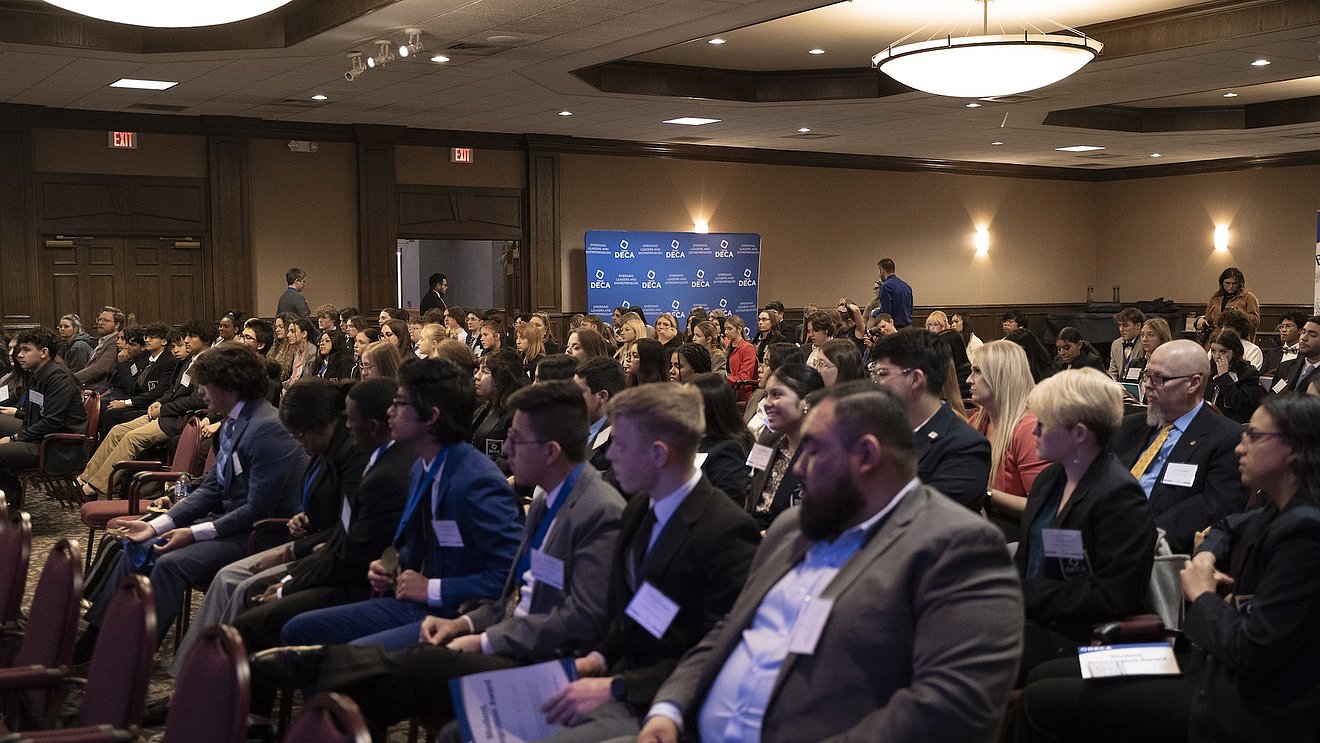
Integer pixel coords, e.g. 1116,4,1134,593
215,417,237,488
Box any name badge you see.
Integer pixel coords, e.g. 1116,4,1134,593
1271,378,1288,394
626,581,681,639
485,438,503,458
130,363,139,375
746,443,774,470
1162,463,1198,487
530,549,565,591
787,597,834,655
1041,528,1085,560
181,373,192,387
29,390,44,406
593,426,611,448
0,384,8,401
1124,366,1142,381
434,519,465,548
340,498,352,530
147,380,158,391
693,452,708,468
231,452,244,476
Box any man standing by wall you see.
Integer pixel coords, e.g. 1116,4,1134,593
876,258,913,330
420,272,449,314
278,267,311,318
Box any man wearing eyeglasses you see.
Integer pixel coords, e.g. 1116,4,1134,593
1109,340,1247,553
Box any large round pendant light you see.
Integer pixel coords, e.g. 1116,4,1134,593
42,0,297,28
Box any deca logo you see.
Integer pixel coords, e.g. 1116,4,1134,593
690,268,710,288
671,299,686,320
738,267,757,287
589,269,611,289
614,239,635,259
642,269,661,289
714,239,733,258
666,239,685,259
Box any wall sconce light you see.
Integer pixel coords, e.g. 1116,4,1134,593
1213,225,1230,252
974,226,990,255
693,219,710,234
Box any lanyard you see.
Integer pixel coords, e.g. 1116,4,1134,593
393,446,451,542
300,456,323,513
531,464,582,552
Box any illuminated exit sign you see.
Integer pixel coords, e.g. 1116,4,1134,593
108,131,138,149
450,147,473,163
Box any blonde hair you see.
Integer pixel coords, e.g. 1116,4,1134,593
1027,368,1123,449
517,322,546,363
618,315,647,344
607,382,705,461
940,358,968,420
970,341,1036,484
361,340,402,379
926,310,949,331
1141,318,1173,352
419,323,446,356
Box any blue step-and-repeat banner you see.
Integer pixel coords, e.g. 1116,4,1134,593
585,230,762,332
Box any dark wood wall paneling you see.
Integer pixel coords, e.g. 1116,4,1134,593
206,130,252,316
0,126,38,328
34,173,207,235
355,127,399,314
525,140,562,313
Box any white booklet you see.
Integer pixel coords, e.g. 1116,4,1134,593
1077,643,1181,679
450,658,578,743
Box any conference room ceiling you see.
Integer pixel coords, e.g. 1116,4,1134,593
2,0,1320,170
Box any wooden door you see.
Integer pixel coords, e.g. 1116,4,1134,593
41,237,208,327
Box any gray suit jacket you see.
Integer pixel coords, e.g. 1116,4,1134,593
466,464,626,660
277,286,310,318
654,484,1024,743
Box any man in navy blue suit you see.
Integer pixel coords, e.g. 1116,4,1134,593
76,343,306,659
279,358,523,650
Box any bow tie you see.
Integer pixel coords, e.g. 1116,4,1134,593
1283,344,1299,354
1122,340,1135,348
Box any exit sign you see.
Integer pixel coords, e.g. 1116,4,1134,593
450,147,473,163
108,131,138,149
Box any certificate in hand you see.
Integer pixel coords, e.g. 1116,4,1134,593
449,658,578,743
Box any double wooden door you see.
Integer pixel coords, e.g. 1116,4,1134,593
42,237,209,327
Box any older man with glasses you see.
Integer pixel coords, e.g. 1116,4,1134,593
1108,339,1247,553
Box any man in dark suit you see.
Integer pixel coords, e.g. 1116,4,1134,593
639,384,1023,743
277,359,523,650
575,356,625,475
1274,315,1320,396
76,343,306,658
1108,340,1246,553
102,323,179,428
868,329,992,511
419,271,449,314
531,383,760,741
277,267,311,318
250,380,627,738
0,327,89,505
1260,310,1306,377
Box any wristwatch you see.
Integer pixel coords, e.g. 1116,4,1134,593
610,675,627,702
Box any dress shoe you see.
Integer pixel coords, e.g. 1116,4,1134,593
140,695,171,727
71,625,99,667
249,645,328,690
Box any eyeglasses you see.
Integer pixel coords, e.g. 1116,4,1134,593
1241,425,1287,444
867,363,913,380
809,358,836,371
1141,371,1198,387
240,333,258,341
359,362,376,370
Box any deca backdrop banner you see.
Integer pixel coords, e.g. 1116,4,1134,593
585,230,762,332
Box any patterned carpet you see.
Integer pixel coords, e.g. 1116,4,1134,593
10,488,419,741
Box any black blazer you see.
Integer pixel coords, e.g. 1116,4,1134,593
699,436,751,505
1186,503,1320,742
282,439,413,595
14,360,88,474
127,353,179,407
1108,405,1247,554
1205,363,1264,423
745,429,802,531
1015,454,1156,643
593,476,760,708
914,402,992,511
471,403,512,467
1280,357,1320,395
289,420,367,560
1064,351,1107,374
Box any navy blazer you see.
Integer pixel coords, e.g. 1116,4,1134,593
1108,404,1247,554
165,397,305,539
394,442,523,613
915,402,992,511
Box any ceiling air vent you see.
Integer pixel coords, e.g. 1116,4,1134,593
441,42,502,55
128,103,190,112
783,132,837,139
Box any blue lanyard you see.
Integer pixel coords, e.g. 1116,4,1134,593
393,447,451,542
514,464,583,579
364,442,391,474
300,456,323,513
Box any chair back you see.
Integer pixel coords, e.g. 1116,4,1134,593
284,693,371,743
82,393,103,454
14,539,82,669
164,625,249,743
172,416,205,475
79,574,156,728
0,510,32,627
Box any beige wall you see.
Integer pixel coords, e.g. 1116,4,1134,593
31,128,207,177
249,138,359,315
395,145,524,187
560,153,1102,313
1096,166,1319,308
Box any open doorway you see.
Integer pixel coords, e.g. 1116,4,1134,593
397,239,514,312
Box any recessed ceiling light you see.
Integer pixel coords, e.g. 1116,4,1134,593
966,102,981,108
664,117,721,126
991,141,1004,146
1150,153,1162,158
431,55,450,63
109,78,178,90
708,38,726,45
1055,145,1105,152
808,48,825,55
311,94,328,101
558,110,573,116
1223,92,1238,98
486,35,522,44
797,127,811,133
1251,59,1270,66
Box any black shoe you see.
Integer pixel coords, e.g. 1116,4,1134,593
246,723,275,743
71,625,99,667
249,645,328,690
140,695,170,727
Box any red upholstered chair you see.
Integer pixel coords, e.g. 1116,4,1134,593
15,393,102,511
163,625,249,743
284,693,371,743
0,575,155,738
0,510,32,631
0,539,83,728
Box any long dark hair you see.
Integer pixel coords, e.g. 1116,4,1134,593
1214,266,1246,297
481,349,528,412
690,372,755,453
1209,329,1250,375
629,338,669,386
1260,394,1320,506
1005,328,1056,383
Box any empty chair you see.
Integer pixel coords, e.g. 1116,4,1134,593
0,510,32,630
0,539,83,728
164,625,250,743
284,693,371,743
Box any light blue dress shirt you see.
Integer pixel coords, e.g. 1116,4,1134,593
1137,401,1202,497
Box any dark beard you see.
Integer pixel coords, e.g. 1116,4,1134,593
799,480,865,542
